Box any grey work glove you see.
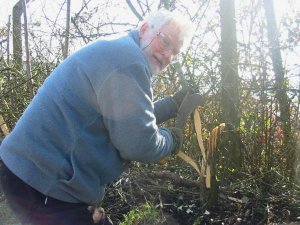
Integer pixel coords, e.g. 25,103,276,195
168,127,183,154
172,87,194,109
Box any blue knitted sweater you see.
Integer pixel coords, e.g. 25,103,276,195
0,30,177,205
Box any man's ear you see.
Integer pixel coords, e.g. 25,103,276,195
139,22,149,37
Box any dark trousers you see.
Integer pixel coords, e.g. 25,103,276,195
0,161,98,225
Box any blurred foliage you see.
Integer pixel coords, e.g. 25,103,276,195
119,203,161,225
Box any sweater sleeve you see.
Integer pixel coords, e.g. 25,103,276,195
153,96,177,124
96,63,174,163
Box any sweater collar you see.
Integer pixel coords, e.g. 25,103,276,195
129,29,140,46
128,29,153,76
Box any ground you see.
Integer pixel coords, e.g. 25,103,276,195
0,167,299,225
99,166,300,225
0,190,19,225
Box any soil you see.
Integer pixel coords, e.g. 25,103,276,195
0,169,299,225
101,168,300,225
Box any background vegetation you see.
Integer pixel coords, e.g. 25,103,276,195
0,0,299,224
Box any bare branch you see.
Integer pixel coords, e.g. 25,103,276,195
126,0,143,21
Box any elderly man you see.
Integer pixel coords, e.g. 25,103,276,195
0,9,194,225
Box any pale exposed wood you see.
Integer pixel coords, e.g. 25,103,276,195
0,115,10,136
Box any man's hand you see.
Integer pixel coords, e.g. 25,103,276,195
172,87,194,109
168,127,183,154
88,206,114,225
157,127,183,165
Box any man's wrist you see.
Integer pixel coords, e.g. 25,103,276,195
168,127,183,154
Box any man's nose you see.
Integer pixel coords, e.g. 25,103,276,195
162,49,174,65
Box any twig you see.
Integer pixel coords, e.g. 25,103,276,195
147,171,202,188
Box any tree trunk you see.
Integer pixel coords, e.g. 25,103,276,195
160,0,171,10
22,0,34,98
263,0,294,178
12,0,23,70
6,15,13,110
220,0,242,168
63,0,71,59
7,15,11,65
126,0,143,21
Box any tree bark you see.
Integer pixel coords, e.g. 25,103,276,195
22,0,34,98
220,0,242,168
160,0,171,10
63,0,71,59
126,0,143,21
263,0,294,178
7,15,11,65
12,0,23,70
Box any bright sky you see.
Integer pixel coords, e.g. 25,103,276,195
0,0,137,26
0,0,299,88
0,0,299,27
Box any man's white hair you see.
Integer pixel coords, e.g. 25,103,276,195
140,9,195,51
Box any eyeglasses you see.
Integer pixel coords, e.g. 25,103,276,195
156,32,179,56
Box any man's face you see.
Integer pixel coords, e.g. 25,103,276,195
140,22,183,74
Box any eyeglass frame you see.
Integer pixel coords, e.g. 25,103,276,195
156,32,180,57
